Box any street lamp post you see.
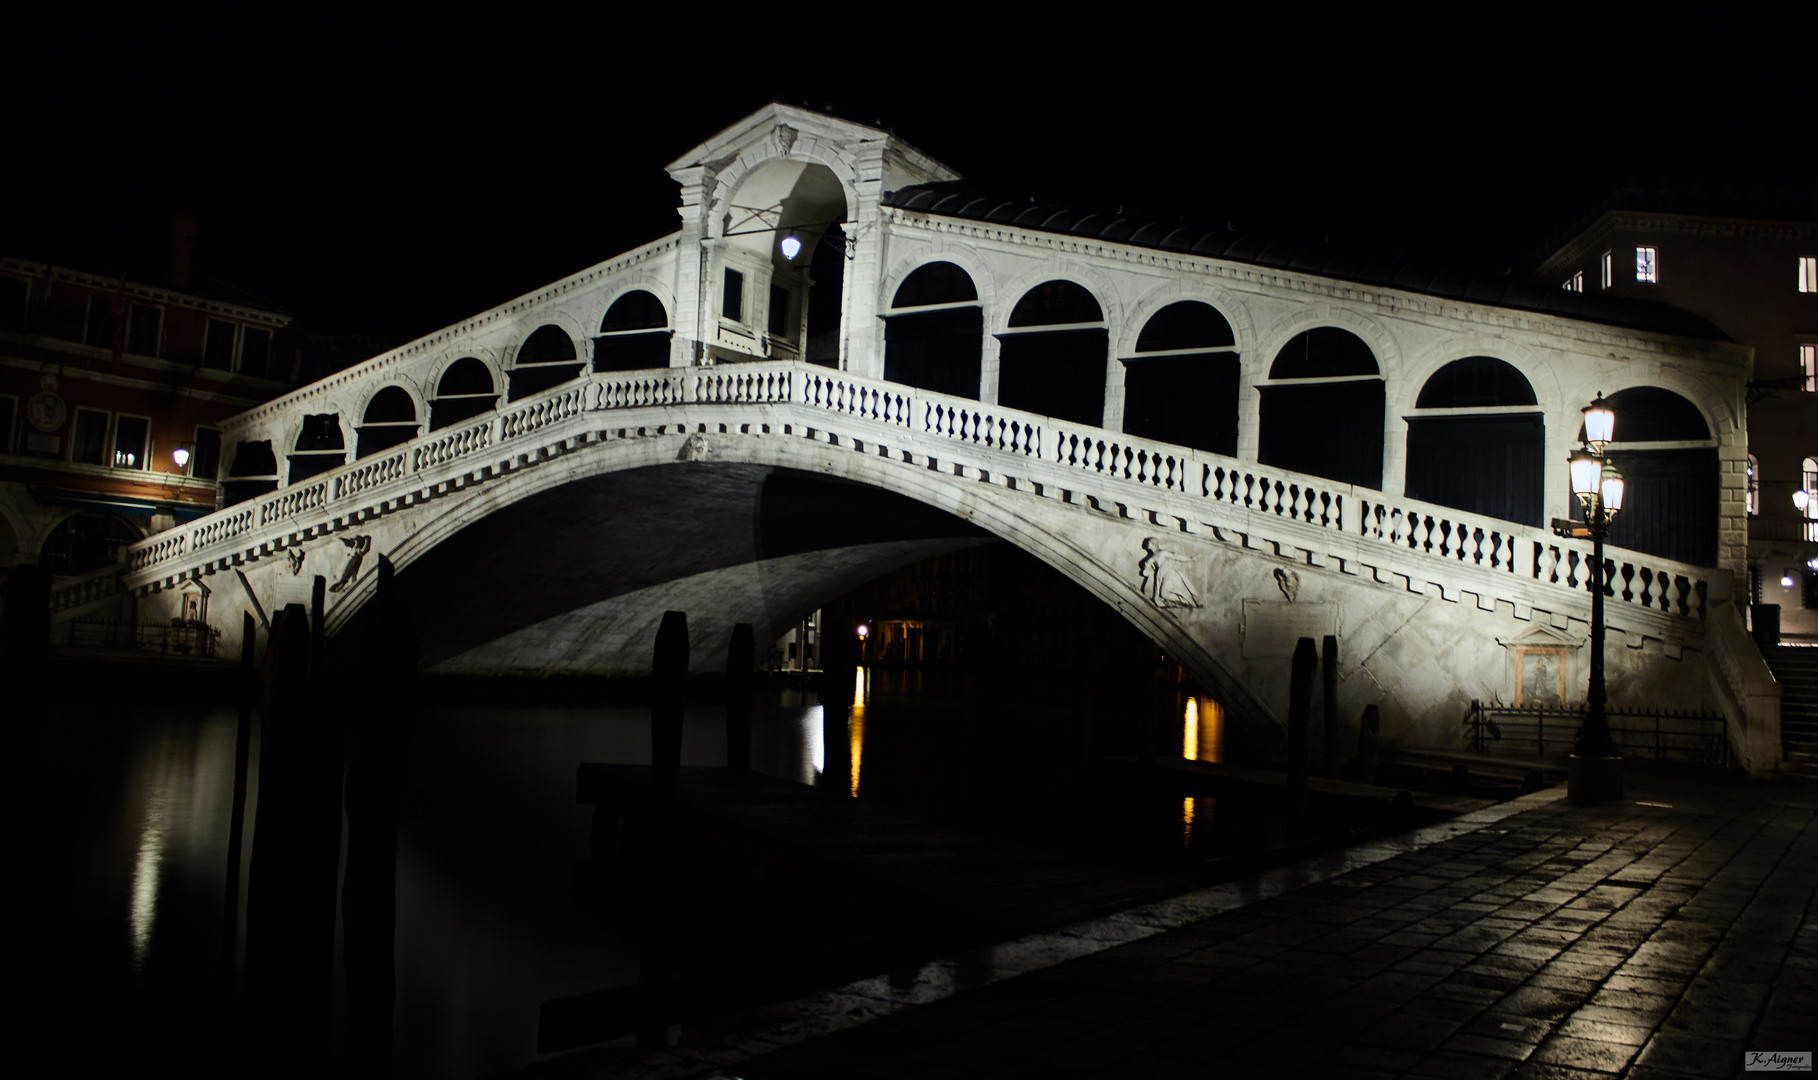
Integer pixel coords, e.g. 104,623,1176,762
1566,394,1625,802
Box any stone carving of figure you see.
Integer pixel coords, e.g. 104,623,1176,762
1139,537,1202,610
329,535,371,593
774,124,798,155
1274,567,1300,603
287,548,305,576
679,432,712,462
1522,651,1562,707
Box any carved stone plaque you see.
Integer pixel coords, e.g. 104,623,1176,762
1242,600,1337,659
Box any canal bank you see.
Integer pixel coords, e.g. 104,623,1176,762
504,763,1817,1080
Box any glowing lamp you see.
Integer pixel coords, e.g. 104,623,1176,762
1569,448,1603,504
172,445,190,468
855,624,868,639
1582,392,1615,447
779,235,802,260
1783,572,1797,588
1796,490,1811,511
1600,464,1625,515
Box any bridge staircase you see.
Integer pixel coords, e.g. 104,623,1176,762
1762,645,1818,775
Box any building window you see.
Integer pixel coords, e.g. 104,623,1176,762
1636,246,1658,283
203,319,237,370
1601,251,1613,289
191,426,222,481
0,393,16,454
1562,271,1583,292
1803,344,1816,393
1747,454,1760,515
241,327,272,378
722,269,745,322
1802,257,1817,293
126,303,161,357
112,414,149,469
71,408,109,465
85,294,117,348
0,276,27,332
1807,456,1818,542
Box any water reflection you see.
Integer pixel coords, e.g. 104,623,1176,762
1181,695,1225,845
850,667,869,797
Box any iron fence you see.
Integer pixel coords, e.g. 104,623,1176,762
69,619,221,658
1467,700,1727,767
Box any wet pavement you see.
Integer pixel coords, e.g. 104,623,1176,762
509,763,1818,1080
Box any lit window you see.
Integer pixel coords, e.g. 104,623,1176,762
1601,251,1613,289
112,415,149,469
1562,271,1583,292
1801,256,1817,293
1803,344,1816,393
1807,457,1818,542
1747,454,1759,515
1636,247,1658,283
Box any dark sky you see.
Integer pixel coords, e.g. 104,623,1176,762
11,17,1811,341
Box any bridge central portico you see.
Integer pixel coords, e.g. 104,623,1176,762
115,104,1780,771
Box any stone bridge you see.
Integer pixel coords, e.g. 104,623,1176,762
98,104,1779,770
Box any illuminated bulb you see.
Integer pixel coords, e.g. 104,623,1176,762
779,236,802,260
172,446,190,468
1784,574,1797,589
856,624,868,638
1796,490,1811,510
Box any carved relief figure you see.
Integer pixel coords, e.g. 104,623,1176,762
773,124,798,155
329,535,371,593
679,432,712,462
287,548,306,576
1518,649,1565,708
1274,567,1300,603
1139,537,1201,610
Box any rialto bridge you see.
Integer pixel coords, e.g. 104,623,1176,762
85,105,1781,771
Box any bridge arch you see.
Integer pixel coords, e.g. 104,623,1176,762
704,142,862,243
320,430,1276,753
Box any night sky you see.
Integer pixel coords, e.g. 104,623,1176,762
12,18,1812,343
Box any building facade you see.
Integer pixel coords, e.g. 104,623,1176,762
1534,211,1818,634
0,251,298,637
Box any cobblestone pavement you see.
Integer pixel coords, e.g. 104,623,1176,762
533,766,1817,1080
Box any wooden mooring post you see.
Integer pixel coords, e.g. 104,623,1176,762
725,623,754,775
1286,637,1316,821
1321,635,1339,780
1355,704,1381,784
651,611,688,797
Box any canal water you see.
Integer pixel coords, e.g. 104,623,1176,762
27,668,1229,1078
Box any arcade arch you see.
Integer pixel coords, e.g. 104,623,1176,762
1257,327,1384,490
430,358,499,431
882,261,982,399
1120,300,1239,456
1404,356,1544,526
594,291,671,372
356,386,421,458
996,280,1108,426
508,325,584,401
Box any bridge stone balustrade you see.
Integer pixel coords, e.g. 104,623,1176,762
121,360,1748,761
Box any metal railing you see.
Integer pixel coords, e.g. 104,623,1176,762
68,619,221,658
1467,700,1728,767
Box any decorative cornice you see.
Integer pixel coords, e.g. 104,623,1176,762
0,257,292,325
1535,210,1818,279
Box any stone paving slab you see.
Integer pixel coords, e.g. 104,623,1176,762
513,768,1818,1080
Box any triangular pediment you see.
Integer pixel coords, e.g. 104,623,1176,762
1497,622,1583,649
665,103,959,190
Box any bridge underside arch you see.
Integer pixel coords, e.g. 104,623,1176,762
318,432,1281,758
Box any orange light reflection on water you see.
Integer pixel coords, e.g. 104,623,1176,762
1182,695,1225,843
850,666,868,797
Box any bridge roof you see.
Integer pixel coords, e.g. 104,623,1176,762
883,182,1732,343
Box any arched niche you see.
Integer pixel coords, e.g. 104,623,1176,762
595,291,671,372
1121,301,1239,456
223,439,278,506
883,262,982,400
508,325,584,401
996,280,1107,425
289,413,346,483
356,386,421,458
1582,386,1718,566
40,511,141,576
1405,357,1544,526
430,357,498,431
1258,327,1384,490
714,159,848,363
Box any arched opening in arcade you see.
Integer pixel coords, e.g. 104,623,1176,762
223,439,278,506
430,358,499,431
40,510,141,576
1403,357,1544,525
882,262,982,399
594,291,671,372
507,326,585,401
1120,301,1240,456
996,280,1108,425
713,159,847,365
1257,327,1384,490
356,386,420,458
1577,386,1718,566
288,414,347,483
